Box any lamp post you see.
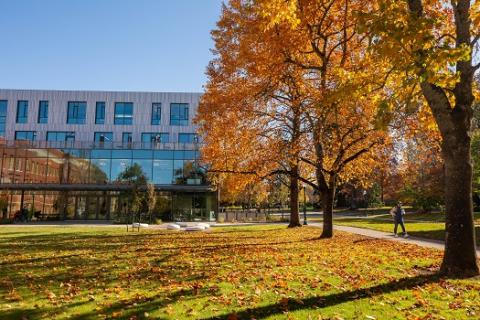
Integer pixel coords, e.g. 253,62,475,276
303,184,308,225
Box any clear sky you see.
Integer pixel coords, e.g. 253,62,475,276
0,0,223,93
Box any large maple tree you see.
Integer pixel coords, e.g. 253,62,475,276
198,0,387,234
359,0,479,276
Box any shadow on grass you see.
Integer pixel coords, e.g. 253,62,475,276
408,226,479,246
69,287,211,320
204,273,443,320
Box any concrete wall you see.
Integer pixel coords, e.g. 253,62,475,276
0,89,201,142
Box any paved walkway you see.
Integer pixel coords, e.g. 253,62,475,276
308,223,480,255
3,220,479,255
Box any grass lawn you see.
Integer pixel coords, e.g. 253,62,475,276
333,212,480,246
0,226,479,319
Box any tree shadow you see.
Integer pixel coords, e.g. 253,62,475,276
407,226,480,246
70,286,218,320
203,273,443,320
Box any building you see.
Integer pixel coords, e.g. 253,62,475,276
0,89,217,221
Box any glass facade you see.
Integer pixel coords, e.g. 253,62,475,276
170,103,189,126
16,101,28,123
15,131,36,141
95,102,105,124
38,101,48,124
94,132,113,142
178,133,197,143
0,141,204,185
0,100,7,136
141,133,169,145
114,102,133,125
67,102,87,124
151,103,162,125
122,132,132,143
0,141,214,221
46,131,76,142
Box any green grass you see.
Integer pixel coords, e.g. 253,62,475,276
0,225,479,319
332,212,480,245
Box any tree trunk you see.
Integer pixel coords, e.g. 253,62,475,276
440,136,479,276
288,167,301,228
321,187,335,238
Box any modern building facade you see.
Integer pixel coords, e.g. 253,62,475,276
0,89,216,221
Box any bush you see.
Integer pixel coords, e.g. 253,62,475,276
402,186,442,212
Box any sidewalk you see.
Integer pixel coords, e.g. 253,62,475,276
309,223,480,255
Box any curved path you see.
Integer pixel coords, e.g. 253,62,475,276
308,222,480,255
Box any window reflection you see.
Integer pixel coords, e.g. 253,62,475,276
0,142,205,186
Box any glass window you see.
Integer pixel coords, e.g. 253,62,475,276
170,103,189,126
112,150,132,159
122,132,132,144
153,160,173,184
38,101,48,123
154,150,174,159
132,159,153,181
133,150,153,158
16,100,28,123
94,132,113,142
15,131,36,141
173,160,184,184
95,102,105,124
67,101,87,124
114,102,133,125
141,133,169,143
178,133,197,143
46,131,76,142
111,159,132,181
90,158,111,183
0,100,7,136
151,103,162,125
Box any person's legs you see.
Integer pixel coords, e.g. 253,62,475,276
399,220,406,234
394,221,398,235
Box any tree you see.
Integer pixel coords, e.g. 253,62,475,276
117,163,148,217
253,0,386,237
198,3,312,227
199,0,387,234
145,183,156,222
361,0,479,276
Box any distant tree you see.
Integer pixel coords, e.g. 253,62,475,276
117,163,148,216
145,183,156,221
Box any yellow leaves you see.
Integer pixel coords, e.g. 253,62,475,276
5,288,22,302
256,0,300,30
45,289,56,300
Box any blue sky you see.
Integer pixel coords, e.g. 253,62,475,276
0,0,223,92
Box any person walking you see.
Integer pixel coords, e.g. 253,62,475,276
390,201,409,238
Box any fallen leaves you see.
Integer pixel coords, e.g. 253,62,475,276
0,226,478,320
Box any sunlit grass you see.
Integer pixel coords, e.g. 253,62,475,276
333,212,480,245
0,225,478,319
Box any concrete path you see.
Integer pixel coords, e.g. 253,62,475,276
308,222,480,255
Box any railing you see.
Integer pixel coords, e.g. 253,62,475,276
0,139,203,151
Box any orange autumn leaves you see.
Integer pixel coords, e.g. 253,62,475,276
196,0,391,206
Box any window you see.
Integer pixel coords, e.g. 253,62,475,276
16,101,28,123
114,102,133,125
67,101,86,124
151,103,162,125
94,132,113,142
0,100,7,136
170,103,189,126
178,133,198,143
95,102,106,124
122,132,132,144
141,133,169,144
46,131,75,142
15,131,36,141
38,101,48,123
